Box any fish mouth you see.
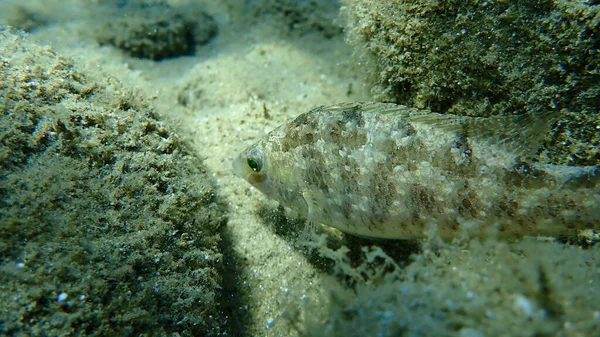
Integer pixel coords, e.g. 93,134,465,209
232,155,248,179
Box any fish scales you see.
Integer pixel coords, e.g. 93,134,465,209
233,102,599,239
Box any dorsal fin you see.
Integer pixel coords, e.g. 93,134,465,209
457,112,560,160
330,102,420,118
327,102,560,160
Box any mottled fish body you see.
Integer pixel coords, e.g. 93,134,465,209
233,102,599,239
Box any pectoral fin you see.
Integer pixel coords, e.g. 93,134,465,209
302,186,329,226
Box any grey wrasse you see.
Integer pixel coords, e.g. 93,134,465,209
232,102,599,239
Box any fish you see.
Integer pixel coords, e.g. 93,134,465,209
232,102,599,239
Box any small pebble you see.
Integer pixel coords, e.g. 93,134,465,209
57,293,68,302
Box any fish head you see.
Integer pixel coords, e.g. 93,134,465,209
232,142,272,195
233,138,309,216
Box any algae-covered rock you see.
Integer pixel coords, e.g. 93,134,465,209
0,5,48,32
96,0,217,60
342,0,599,165
303,238,600,337
0,27,225,336
248,0,343,38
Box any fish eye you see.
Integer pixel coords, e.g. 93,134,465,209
247,158,262,172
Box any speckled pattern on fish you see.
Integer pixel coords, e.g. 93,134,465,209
233,102,599,239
